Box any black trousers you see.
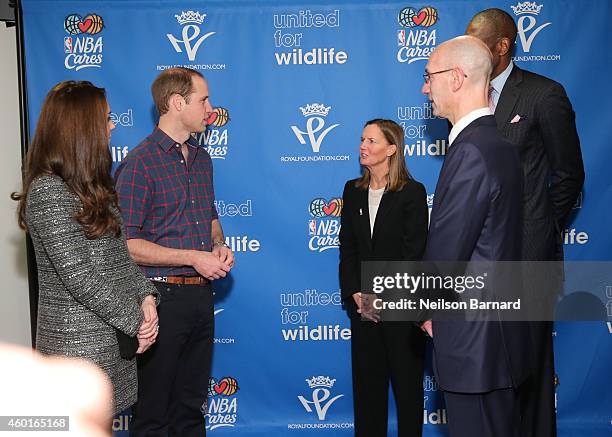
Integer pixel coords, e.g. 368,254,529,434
131,282,214,437
444,388,521,437
519,321,557,437
350,318,425,437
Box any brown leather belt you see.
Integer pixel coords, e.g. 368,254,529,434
152,276,209,285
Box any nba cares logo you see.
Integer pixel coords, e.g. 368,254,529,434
396,6,438,63
308,197,341,252
63,13,104,71
199,107,230,159
167,11,215,61
291,103,340,153
298,376,344,421
204,376,240,430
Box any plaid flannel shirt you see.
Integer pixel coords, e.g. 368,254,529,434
115,126,218,277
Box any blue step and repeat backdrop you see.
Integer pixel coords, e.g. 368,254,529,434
21,0,612,435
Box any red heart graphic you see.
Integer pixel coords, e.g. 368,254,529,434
323,200,337,216
207,112,218,125
412,11,427,26
78,18,92,33
214,381,228,394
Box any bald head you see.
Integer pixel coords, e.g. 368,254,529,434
466,8,517,76
422,36,493,124
433,35,493,86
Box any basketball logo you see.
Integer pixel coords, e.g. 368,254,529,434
85,14,105,35
207,107,230,128
417,7,437,27
208,376,240,397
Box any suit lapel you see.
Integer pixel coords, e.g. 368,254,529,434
495,66,523,130
371,190,395,247
356,187,372,250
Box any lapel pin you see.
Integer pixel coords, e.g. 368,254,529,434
359,208,363,216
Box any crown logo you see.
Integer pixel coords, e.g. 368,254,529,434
510,2,544,15
175,11,206,25
306,376,336,389
299,103,331,117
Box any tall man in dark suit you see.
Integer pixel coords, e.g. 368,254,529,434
467,9,585,437
420,35,530,437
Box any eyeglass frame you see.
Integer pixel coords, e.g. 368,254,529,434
423,68,468,84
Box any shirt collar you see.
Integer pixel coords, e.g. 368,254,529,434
448,107,493,146
151,126,199,152
490,61,514,95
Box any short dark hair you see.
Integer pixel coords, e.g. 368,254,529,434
471,8,518,50
152,67,204,115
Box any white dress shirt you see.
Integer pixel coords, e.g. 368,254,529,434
449,107,493,146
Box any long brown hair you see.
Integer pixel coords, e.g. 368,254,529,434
355,119,412,191
12,80,121,239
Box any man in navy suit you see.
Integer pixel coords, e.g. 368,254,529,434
420,36,530,437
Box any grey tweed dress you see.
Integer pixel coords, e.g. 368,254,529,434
26,174,157,414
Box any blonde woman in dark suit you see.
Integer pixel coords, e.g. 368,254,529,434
339,119,428,437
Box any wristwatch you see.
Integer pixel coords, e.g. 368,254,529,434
213,240,228,248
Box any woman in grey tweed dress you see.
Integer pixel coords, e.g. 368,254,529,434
13,81,159,415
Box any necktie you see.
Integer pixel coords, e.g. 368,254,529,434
488,85,496,112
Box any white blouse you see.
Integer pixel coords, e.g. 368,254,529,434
368,186,385,236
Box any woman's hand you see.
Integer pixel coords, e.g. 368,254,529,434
138,295,158,341
136,336,154,354
353,292,362,313
354,292,380,323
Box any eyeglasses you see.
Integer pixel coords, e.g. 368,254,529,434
423,68,467,84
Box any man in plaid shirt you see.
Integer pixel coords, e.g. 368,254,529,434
115,67,234,436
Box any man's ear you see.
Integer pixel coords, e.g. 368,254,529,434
169,94,183,112
498,37,512,57
451,67,465,92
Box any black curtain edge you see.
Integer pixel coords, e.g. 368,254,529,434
14,0,38,348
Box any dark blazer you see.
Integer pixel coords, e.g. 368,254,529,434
425,115,530,393
339,177,428,312
495,66,584,261
496,64,583,437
